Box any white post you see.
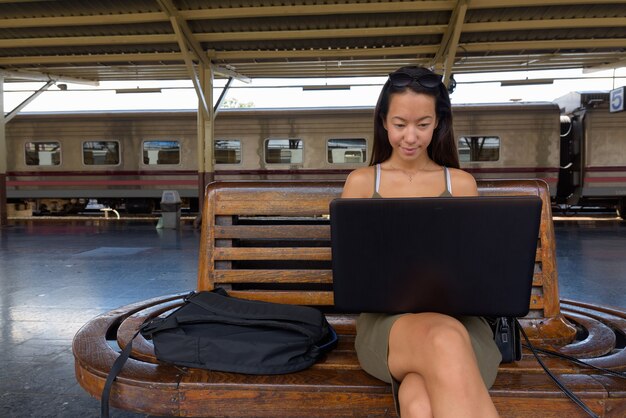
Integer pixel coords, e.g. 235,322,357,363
0,76,7,226
197,64,214,209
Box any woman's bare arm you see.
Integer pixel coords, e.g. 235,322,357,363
341,167,375,198
449,168,478,197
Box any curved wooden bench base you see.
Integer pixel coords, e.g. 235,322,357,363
73,295,626,417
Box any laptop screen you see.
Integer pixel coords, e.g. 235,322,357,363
330,196,542,316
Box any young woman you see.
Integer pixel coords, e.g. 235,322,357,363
342,66,502,417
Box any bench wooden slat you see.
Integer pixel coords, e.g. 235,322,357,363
215,225,330,239
229,290,333,306
214,195,336,216
173,371,609,418
214,269,332,283
213,247,331,261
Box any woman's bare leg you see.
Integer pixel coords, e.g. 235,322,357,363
397,372,432,418
388,313,499,418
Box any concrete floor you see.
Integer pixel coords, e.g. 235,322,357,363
0,217,625,417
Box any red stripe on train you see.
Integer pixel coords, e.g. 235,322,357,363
6,170,196,177
585,166,626,172
584,177,626,183
6,179,198,187
464,167,559,174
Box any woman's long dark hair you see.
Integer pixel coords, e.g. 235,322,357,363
370,66,459,169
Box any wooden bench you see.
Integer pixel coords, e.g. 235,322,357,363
73,179,626,417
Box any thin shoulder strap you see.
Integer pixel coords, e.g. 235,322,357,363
374,164,381,194
444,166,453,194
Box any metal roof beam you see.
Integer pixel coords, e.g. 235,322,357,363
463,17,626,32
1,35,624,67
4,80,54,123
178,1,455,19
166,11,209,120
0,2,454,29
1,1,624,30
0,52,185,65
212,46,438,60
583,57,626,73
2,15,624,50
470,0,626,8
0,12,167,29
212,65,250,83
0,34,626,66
157,0,250,84
157,0,210,68
460,38,626,52
0,26,447,49
432,0,468,85
197,26,447,42
0,34,177,49
0,69,98,85
214,77,233,115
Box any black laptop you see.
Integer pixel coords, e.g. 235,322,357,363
329,196,542,316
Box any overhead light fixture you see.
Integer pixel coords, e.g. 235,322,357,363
115,88,162,94
302,85,351,91
500,78,554,87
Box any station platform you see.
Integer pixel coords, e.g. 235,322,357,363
0,216,625,417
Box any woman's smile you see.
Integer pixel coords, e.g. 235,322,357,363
400,146,418,156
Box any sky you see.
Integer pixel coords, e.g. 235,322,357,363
3,67,626,113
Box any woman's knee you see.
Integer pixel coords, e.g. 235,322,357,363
389,314,475,378
424,316,472,355
398,314,471,355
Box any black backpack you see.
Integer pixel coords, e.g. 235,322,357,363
101,288,338,417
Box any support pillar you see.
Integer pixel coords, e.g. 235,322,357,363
0,77,7,227
197,65,215,211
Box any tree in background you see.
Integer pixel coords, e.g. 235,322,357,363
221,98,254,108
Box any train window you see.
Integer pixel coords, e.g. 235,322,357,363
25,141,61,166
327,138,367,164
83,141,120,165
264,139,303,164
214,140,242,164
143,140,180,165
458,136,500,162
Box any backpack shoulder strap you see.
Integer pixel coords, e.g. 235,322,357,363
101,328,140,418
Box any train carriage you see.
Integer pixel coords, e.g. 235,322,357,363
556,91,626,216
4,99,622,216
212,107,373,181
453,103,560,192
6,111,198,213
583,109,626,210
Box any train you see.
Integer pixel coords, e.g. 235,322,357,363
4,90,626,217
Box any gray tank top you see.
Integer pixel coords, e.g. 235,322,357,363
372,163,452,198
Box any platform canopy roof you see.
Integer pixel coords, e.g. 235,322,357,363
0,0,625,85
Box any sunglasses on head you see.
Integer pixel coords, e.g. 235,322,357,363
388,72,443,89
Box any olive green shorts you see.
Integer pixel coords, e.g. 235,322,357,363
355,312,502,415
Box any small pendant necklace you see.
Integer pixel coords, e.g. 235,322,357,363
390,164,418,182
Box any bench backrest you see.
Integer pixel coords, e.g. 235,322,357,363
198,179,559,320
